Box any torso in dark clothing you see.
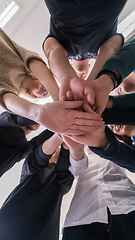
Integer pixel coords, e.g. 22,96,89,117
0,165,61,240
0,111,53,177
0,125,27,176
0,146,74,240
44,0,127,60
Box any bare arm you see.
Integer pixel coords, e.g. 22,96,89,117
43,37,121,110
3,93,103,135
44,37,76,84
87,34,123,81
62,135,84,161
28,58,59,101
81,35,123,115
44,37,87,101
42,134,63,155
62,136,88,178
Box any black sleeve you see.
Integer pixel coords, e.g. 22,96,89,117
0,111,37,127
21,144,53,181
89,126,135,172
103,108,135,125
18,129,54,161
55,146,74,195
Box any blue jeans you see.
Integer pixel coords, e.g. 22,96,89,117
62,209,135,240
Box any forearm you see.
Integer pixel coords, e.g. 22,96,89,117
3,93,39,119
69,146,84,161
102,36,135,82
42,134,63,155
69,152,88,177
28,59,59,101
106,92,135,110
103,108,135,125
87,34,123,81
21,144,53,180
28,129,54,150
93,74,114,98
55,146,74,194
44,37,77,83
90,131,110,150
2,93,53,129
89,126,135,172
112,93,135,109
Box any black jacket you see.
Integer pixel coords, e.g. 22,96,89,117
0,144,73,240
0,111,53,176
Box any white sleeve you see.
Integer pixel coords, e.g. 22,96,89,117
69,154,88,177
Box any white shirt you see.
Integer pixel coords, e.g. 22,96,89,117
64,151,135,228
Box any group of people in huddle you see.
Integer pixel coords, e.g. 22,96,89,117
1,0,135,239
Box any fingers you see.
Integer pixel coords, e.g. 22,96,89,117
71,124,101,132
74,110,103,121
63,129,86,135
59,84,67,101
74,117,104,127
67,90,74,101
84,85,95,106
82,101,96,114
64,100,84,109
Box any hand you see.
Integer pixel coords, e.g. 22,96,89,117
37,100,104,135
84,75,114,116
62,135,83,150
59,74,113,116
67,125,110,150
59,77,89,102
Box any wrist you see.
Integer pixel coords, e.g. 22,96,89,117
70,147,84,161
42,134,62,155
96,70,121,90
96,132,110,150
96,74,114,92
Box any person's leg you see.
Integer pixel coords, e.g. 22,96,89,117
106,209,135,240
62,223,110,240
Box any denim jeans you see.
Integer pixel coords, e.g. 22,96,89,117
62,209,135,240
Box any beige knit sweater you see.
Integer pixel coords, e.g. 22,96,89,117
0,28,45,108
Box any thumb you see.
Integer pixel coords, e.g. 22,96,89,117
59,82,68,101
86,92,95,106
84,86,95,106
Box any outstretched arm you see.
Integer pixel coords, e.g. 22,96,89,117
44,37,115,109
62,135,88,177
66,125,135,172
3,93,103,135
83,35,135,116
44,37,88,101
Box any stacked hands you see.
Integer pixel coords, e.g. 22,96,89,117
45,75,112,153
3,71,112,152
